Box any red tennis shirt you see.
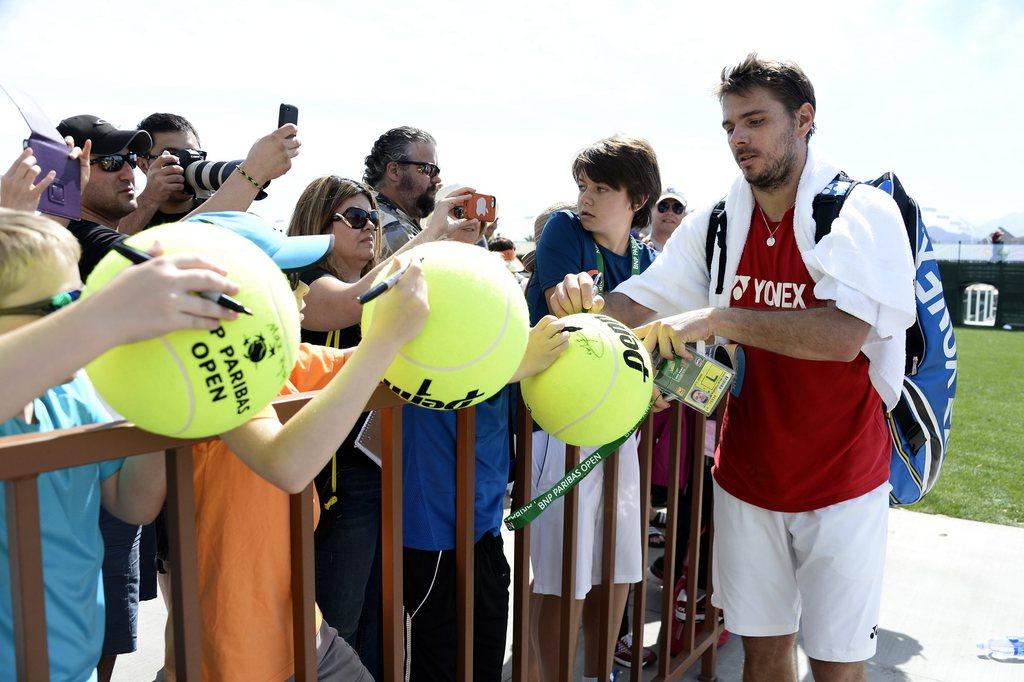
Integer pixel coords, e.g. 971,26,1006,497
713,205,890,512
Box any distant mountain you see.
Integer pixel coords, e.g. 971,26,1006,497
921,206,979,243
927,226,977,244
981,211,1024,236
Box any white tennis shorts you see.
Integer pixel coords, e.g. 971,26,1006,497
529,430,642,600
711,480,890,662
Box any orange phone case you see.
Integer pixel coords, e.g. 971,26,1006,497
464,193,497,222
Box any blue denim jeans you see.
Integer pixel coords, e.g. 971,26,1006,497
98,508,141,655
314,464,382,680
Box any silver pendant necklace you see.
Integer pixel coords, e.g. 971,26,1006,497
757,205,781,247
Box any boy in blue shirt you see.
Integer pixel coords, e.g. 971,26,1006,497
0,208,240,681
525,135,661,682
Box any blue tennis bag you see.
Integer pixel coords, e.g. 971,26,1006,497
706,172,957,505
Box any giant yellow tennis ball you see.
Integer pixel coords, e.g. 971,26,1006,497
522,313,653,446
361,241,528,409
83,222,300,438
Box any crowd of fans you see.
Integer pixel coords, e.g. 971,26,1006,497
1,52,908,682
0,105,697,681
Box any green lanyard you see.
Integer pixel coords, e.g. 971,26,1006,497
503,237,646,531
593,237,642,293
504,400,653,531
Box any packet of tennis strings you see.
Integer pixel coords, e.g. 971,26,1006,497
651,344,735,416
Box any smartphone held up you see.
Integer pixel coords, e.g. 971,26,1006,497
451,192,497,222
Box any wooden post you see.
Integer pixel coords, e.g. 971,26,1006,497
511,397,533,682
682,414,707,653
5,476,49,682
381,407,404,681
289,485,317,681
166,446,203,680
455,408,476,681
558,445,581,680
597,449,620,680
631,417,654,682
658,403,684,680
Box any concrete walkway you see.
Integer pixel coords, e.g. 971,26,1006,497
114,509,1024,681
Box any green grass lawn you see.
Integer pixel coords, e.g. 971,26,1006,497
912,327,1024,527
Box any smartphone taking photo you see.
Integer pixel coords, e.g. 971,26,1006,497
458,193,496,222
278,103,298,133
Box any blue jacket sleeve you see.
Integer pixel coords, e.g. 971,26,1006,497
534,211,588,294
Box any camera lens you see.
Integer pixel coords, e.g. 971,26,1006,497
181,154,269,200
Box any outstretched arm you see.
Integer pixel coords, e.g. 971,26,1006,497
636,303,870,362
221,258,429,493
0,249,238,422
300,189,477,332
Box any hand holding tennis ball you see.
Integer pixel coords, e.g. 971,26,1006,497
360,241,530,410
83,222,301,438
513,315,570,381
362,256,430,350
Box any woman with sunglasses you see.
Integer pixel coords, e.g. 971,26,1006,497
286,176,385,676
286,176,474,676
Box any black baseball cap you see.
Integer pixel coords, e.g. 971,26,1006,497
56,115,153,156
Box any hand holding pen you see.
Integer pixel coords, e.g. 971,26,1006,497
359,256,430,346
110,239,253,316
357,257,419,304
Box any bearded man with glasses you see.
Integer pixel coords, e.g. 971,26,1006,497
363,126,443,256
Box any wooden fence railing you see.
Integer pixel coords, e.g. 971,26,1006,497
1,387,720,681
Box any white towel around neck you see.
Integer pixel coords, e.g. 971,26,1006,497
709,147,916,409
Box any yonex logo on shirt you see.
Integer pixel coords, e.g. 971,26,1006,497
733,276,807,309
732,275,751,300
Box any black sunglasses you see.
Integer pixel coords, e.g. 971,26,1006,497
657,200,686,215
332,207,380,230
396,160,440,179
90,152,138,172
0,289,82,317
141,148,207,161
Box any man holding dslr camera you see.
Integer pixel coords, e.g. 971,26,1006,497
54,111,300,680
57,113,300,273
119,112,300,234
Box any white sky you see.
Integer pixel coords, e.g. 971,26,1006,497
0,0,1020,239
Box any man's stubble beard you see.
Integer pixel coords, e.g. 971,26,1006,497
82,188,137,225
745,129,800,193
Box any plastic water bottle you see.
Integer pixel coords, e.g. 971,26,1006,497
977,636,1024,659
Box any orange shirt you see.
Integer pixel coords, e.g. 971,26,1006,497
167,343,351,682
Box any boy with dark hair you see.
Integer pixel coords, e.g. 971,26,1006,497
528,135,661,682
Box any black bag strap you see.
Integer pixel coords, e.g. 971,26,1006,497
891,397,928,451
705,199,728,294
811,171,857,243
706,173,857,294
